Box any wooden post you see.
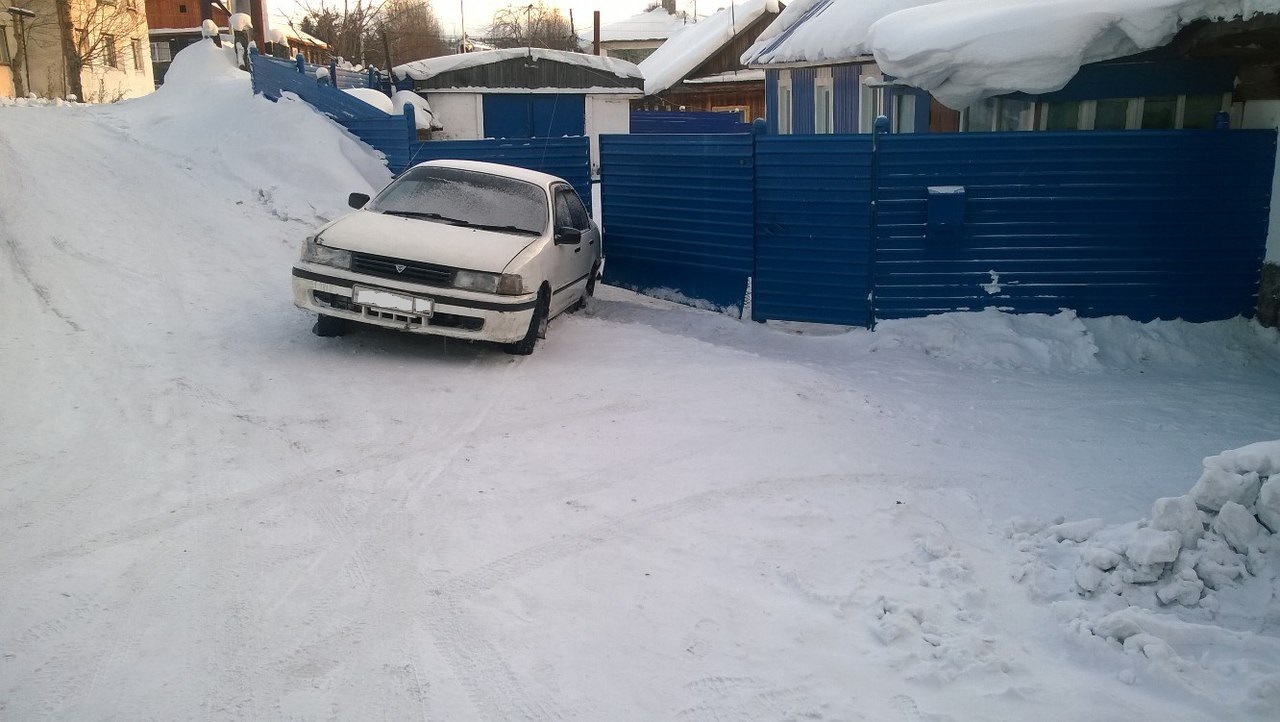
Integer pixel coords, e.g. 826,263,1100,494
295,53,305,74
329,60,338,87
593,11,600,55
404,103,416,142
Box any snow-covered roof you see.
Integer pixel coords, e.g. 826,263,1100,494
742,0,1280,109
589,7,693,43
684,69,766,84
394,48,643,83
275,24,330,48
640,0,780,95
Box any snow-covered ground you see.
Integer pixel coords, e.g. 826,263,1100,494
2,42,1280,720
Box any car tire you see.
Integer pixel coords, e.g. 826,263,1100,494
568,261,600,314
313,314,347,337
505,288,548,355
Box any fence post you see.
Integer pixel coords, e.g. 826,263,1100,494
750,119,767,322
403,103,417,143
867,116,890,330
295,53,305,74
329,60,339,87
367,67,377,89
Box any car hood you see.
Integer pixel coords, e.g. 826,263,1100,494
319,211,541,273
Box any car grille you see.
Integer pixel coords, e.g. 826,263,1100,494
351,252,455,287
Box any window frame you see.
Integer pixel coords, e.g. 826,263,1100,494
554,186,590,231
776,69,793,134
858,75,881,134
0,24,11,66
103,34,118,68
814,67,834,134
150,40,172,64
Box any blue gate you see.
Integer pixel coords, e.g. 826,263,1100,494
599,134,755,308
754,135,874,325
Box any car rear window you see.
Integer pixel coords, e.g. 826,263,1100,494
372,166,548,235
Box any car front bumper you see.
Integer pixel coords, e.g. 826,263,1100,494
292,264,537,343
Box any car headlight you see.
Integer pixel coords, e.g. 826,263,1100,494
300,235,351,268
454,270,524,295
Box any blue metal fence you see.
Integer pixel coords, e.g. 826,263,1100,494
599,134,755,308
754,135,874,325
873,130,1276,322
598,129,1276,325
630,111,751,134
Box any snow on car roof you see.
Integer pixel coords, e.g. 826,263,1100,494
394,48,643,83
413,159,567,188
741,0,1280,109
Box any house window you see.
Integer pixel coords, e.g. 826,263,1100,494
859,76,880,133
150,41,172,63
893,93,916,133
963,98,1035,131
131,38,143,71
1043,101,1083,130
1092,98,1132,129
814,68,833,134
963,98,995,131
1182,94,1226,129
0,25,10,65
104,34,117,67
1141,95,1178,129
777,70,793,134
179,3,187,12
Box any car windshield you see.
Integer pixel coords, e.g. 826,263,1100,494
371,166,548,235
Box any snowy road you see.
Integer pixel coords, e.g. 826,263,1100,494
3,44,1280,721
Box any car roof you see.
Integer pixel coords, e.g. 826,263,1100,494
412,159,567,189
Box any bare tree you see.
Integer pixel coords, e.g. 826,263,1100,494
376,0,446,66
295,0,444,69
487,2,578,52
295,0,384,66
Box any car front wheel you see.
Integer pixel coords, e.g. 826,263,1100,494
505,288,549,355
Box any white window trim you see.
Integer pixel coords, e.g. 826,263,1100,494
777,69,793,134
859,74,881,134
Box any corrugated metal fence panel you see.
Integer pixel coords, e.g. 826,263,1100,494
873,130,1277,322
631,111,752,134
403,136,592,211
250,54,385,121
339,116,413,171
599,134,755,308
754,135,874,325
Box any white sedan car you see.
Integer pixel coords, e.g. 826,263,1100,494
292,160,602,354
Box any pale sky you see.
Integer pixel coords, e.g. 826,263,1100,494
271,0,679,36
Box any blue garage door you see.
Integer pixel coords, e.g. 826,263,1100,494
483,94,585,139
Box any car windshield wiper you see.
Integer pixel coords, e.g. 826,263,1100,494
462,222,541,236
381,210,467,224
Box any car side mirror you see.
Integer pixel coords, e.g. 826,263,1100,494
555,226,582,245
348,192,370,209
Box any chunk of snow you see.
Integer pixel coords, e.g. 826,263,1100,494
201,19,218,38
1258,478,1280,534
1206,440,1280,477
1050,518,1105,543
390,90,442,131
1081,546,1121,571
269,28,288,45
981,270,1001,295
1212,501,1262,554
1074,563,1107,593
315,66,331,80
1150,496,1204,549
342,88,393,114
1155,574,1203,606
230,13,252,32
1190,468,1262,512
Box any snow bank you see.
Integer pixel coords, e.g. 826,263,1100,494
103,39,390,224
1013,440,1280,713
743,0,1280,108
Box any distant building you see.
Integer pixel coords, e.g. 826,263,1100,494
2,0,154,101
586,0,691,64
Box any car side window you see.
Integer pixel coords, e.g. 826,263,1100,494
555,187,591,231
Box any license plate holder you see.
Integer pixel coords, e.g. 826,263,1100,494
354,287,434,316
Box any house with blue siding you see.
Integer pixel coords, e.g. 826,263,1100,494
742,0,1280,137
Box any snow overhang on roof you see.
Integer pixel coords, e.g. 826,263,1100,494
683,69,767,84
394,48,643,84
639,0,780,96
741,0,1280,109
587,7,694,44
